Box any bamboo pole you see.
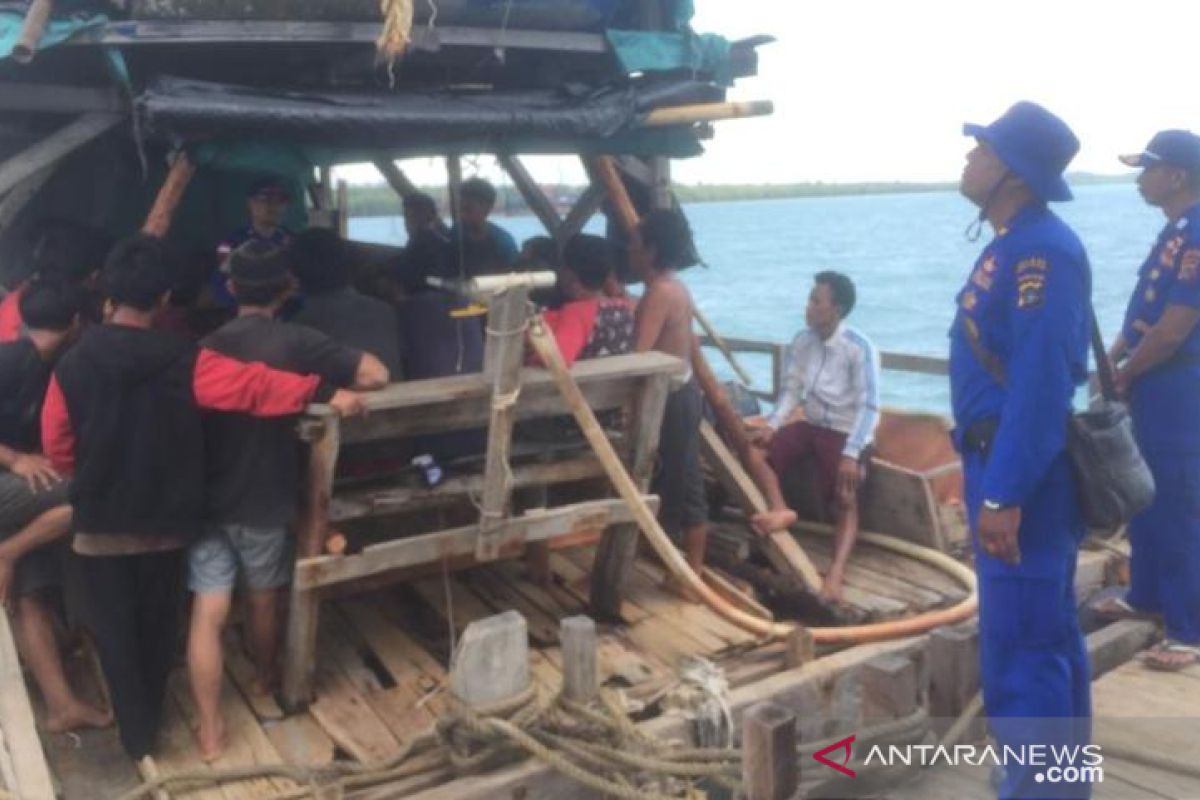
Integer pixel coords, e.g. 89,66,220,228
141,154,196,237
10,0,52,64
588,156,753,389
641,100,774,128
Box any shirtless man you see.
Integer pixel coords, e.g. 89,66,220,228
631,209,708,572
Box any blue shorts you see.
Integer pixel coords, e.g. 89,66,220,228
187,524,293,593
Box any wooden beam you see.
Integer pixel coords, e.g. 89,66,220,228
0,615,55,799
330,351,683,444
330,455,605,522
373,158,419,199
642,100,774,128
282,409,339,710
742,703,798,800
446,155,462,228
69,21,607,53
498,154,562,237
0,112,121,197
0,82,122,114
557,183,604,243
699,420,824,593
0,164,54,232
141,153,196,237
477,286,530,561
649,156,672,210
294,497,652,591
591,372,671,619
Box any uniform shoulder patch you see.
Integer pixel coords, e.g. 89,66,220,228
1180,247,1200,283
1015,256,1048,309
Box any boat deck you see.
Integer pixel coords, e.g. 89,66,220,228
33,529,985,799
890,652,1200,799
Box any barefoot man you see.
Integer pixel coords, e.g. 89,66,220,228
631,209,710,574
753,271,880,602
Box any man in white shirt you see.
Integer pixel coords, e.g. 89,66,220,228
753,271,881,602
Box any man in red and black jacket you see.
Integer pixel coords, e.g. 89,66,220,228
41,234,364,760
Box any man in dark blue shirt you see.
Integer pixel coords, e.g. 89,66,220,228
449,177,518,278
211,176,294,310
951,102,1092,799
1098,130,1200,670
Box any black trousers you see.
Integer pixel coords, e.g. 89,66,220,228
79,549,185,759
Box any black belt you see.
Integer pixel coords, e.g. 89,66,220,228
962,416,999,459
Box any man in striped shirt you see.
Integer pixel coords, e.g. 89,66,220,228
753,271,881,603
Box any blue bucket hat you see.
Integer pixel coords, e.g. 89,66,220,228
1119,130,1200,171
963,101,1079,202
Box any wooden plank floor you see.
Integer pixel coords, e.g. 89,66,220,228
31,537,1113,798
891,652,1200,799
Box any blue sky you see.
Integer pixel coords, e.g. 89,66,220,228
342,1,1198,187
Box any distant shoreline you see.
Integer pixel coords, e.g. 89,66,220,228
347,172,1134,218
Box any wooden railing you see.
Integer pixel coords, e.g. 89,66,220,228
699,335,949,403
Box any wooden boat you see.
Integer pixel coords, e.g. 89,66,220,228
0,2,1151,798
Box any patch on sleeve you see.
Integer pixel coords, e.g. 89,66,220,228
1180,248,1200,283
1015,257,1048,309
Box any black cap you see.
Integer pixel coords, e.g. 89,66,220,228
247,175,291,200
1120,130,1200,171
228,241,290,285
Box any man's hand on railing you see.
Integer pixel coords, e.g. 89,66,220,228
329,389,368,418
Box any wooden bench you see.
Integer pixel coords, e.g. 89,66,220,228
281,291,684,708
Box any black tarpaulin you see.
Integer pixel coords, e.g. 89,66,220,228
136,77,721,153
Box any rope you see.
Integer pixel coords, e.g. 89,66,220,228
114,667,744,800
376,0,414,65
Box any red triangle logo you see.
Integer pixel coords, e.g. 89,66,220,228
812,734,857,778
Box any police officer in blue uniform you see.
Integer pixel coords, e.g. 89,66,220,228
1101,131,1200,670
951,102,1092,799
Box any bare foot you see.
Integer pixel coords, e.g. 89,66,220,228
44,700,113,733
751,508,798,535
197,717,227,763
819,573,845,605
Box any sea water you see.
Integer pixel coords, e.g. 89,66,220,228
350,183,1161,412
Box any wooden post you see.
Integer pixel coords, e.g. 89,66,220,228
741,702,798,800
557,183,604,244
142,153,196,237
698,420,823,594
0,165,54,233
861,654,919,719
784,626,814,669
450,611,530,706
560,616,597,705
282,410,340,710
590,372,670,619
446,155,463,228
0,615,54,799
0,112,122,198
476,287,529,561
498,154,562,237
927,623,979,740
649,156,672,211
374,157,419,198
336,179,349,239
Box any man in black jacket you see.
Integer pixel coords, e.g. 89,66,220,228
0,278,110,733
42,235,364,759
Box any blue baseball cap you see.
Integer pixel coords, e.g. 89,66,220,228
1119,130,1200,171
963,101,1079,202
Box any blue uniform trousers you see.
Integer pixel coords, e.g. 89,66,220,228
965,452,1092,799
1127,450,1200,644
